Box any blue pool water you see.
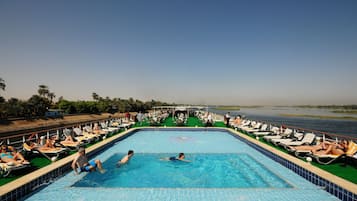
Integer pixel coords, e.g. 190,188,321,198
24,129,339,201
74,153,291,188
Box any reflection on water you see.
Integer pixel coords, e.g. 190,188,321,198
210,106,357,138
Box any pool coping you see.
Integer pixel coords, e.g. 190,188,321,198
0,127,356,201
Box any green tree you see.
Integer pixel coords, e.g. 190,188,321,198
0,78,6,120
27,95,51,117
6,98,24,117
58,99,77,114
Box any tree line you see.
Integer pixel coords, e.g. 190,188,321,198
295,105,357,110
0,78,172,120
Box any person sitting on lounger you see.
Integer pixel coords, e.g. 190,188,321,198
72,147,105,174
232,116,241,126
117,150,134,167
161,153,190,162
1,145,30,165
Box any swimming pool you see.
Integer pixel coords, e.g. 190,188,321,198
23,129,339,201
74,153,291,188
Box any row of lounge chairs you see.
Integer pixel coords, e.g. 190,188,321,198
195,111,215,126
232,119,357,165
147,111,169,126
1,119,134,177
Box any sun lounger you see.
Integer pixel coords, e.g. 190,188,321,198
0,161,30,177
279,133,315,147
73,128,98,143
61,129,85,149
309,141,357,165
235,120,251,129
263,128,293,142
59,140,82,150
270,132,304,145
242,122,262,133
251,124,272,136
272,132,312,146
100,122,119,134
287,148,313,159
23,142,68,162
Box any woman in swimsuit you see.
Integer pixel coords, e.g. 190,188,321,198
1,145,29,165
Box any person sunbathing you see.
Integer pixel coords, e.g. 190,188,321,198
25,140,63,152
1,145,30,165
92,123,105,134
232,117,242,126
60,135,82,147
313,140,349,155
293,140,348,155
289,140,332,154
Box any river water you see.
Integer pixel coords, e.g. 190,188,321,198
209,106,357,138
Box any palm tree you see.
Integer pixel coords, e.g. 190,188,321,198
92,92,99,101
48,92,56,104
0,78,5,91
38,85,49,97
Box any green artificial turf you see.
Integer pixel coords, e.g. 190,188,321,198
213,121,227,127
314,162,357,184
162,117,176,126
186,117,204,127
0,157,50,186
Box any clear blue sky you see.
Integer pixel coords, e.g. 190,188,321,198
1,0,357,105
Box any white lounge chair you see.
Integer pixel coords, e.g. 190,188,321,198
263,128,293,142
270,131,304,145
310,141,357,165
73,128,98,143
0,161,30,177
242,122,262,133
252,124,271,136
23,142,68,162
279,133,316,147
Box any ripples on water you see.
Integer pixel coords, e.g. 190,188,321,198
209,107,357,138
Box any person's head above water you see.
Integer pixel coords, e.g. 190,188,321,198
128,150,134,156
178,153,185,159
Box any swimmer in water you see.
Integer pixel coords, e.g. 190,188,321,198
160,153,190,162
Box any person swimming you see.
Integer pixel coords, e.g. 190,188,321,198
116,150,134,167
161,153,190,162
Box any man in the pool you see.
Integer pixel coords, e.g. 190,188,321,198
160,153,190,162
72,147,105,174
117,150,134,167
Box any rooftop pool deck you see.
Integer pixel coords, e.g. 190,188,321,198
1,127,356,201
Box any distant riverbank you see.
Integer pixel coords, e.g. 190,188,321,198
210,106,357,137
212,105,263,110
279,113,357,121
